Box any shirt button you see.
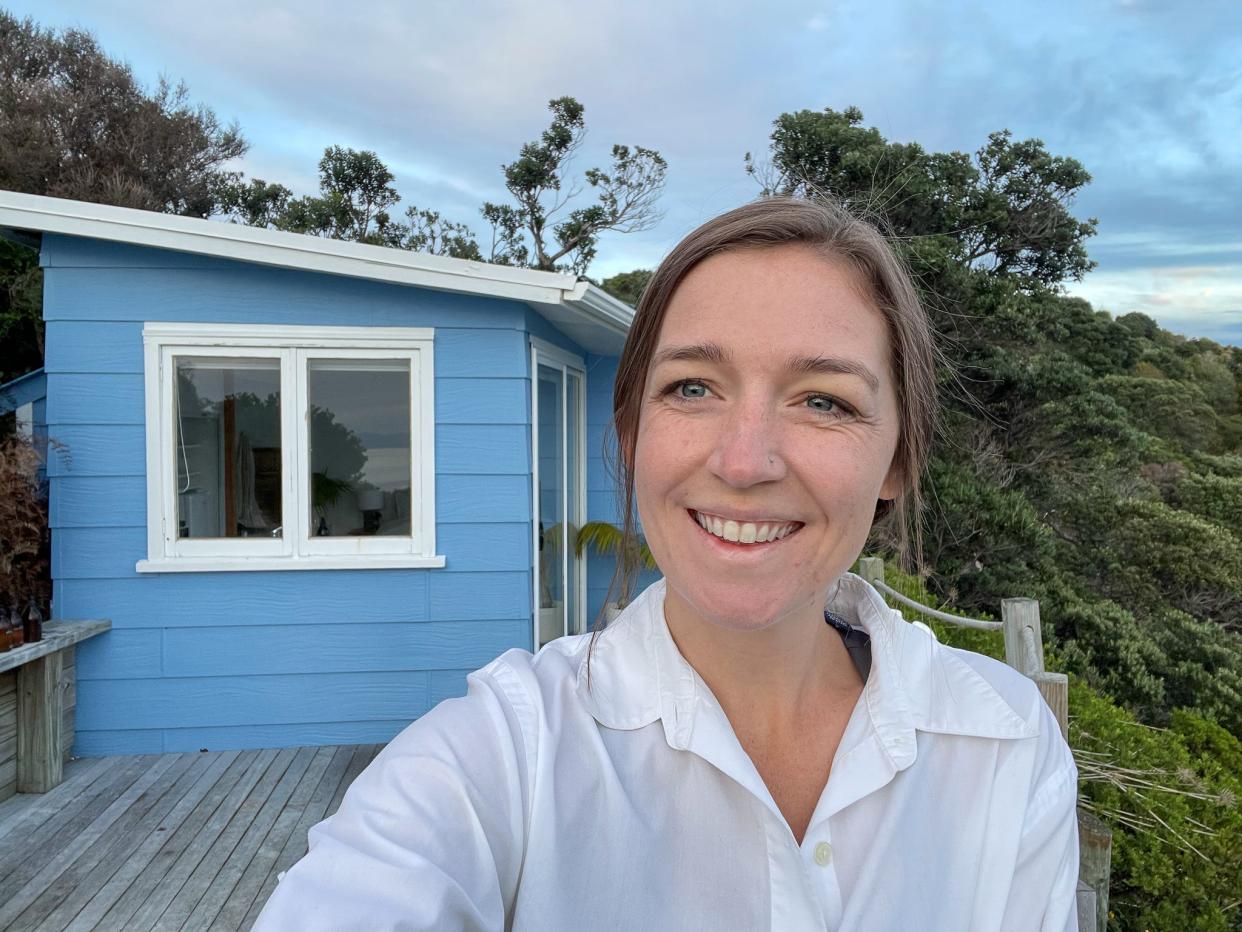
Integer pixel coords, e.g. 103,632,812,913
813,841,833,867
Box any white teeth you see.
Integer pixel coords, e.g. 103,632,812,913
692,511,799,545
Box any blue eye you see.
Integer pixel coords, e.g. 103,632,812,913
663,379,709,399
806,394,854,419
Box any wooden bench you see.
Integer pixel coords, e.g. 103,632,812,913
0,619,110,798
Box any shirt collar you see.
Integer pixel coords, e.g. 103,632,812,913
576,572,1036,763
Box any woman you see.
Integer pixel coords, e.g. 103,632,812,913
253,197,1080,931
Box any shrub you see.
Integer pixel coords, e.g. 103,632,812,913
0,432,50,614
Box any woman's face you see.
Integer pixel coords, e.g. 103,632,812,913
633,244,904,634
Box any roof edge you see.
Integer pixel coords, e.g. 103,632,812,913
0,191,632,318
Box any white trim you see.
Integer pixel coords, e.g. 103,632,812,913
530,342,588,647
136,555,446,573
528,336,586,370
143,322,436,347
0,191,635,354
141,321,438,571
530,342,541,650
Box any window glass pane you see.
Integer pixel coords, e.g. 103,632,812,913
309,359,412,537
175,357,282,539
566,370,582,636
537,363,564,647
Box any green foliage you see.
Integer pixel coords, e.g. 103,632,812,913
0,238,42,384
223,97,666,276
876,561,1242,930
0,12,245,216
574,520,656,607
1070,682,1242,930
599,269,652,307
1100,374,1223,453
483,98,668,273
240,146,402,245
749,106,1097,286
0,12,247,382
1167,473,1242,535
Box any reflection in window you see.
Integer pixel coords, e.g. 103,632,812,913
308,359,412,537
175,357,282,538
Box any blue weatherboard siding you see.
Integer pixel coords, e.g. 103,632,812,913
41,232,611,754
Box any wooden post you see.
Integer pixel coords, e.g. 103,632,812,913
1076,881,1098,932
1003,598,1068,740
1078,809,1112,932
858,556,885,588
17,651,63,793
1002,598,1045,675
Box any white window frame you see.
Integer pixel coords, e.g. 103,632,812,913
529,337,588,647
137,322,443,572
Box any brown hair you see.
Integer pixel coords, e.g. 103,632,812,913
593,196,938,647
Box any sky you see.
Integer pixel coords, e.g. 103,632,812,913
11,0,1242,346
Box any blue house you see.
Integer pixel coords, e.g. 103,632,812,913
0,190,644,757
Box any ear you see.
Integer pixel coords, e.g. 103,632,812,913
879,456,904,502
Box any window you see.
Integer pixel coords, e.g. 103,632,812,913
138,324,441,572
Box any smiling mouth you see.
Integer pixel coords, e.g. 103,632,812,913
688,509,804,545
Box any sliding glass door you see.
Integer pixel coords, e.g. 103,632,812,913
531,340,586,649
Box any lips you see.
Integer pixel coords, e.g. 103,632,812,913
688,509,803,545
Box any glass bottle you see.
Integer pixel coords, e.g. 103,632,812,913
8,604,23,649
24,598,43,644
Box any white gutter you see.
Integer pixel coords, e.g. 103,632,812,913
0,191,635,343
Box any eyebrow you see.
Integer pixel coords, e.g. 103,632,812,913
651,342,881,395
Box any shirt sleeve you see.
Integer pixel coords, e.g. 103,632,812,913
1000,692,1082,932
251,662,532,932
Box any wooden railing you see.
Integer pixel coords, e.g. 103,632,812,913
857,557,1111,932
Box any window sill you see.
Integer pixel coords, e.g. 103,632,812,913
135,555,447,573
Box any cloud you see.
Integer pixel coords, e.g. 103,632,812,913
11,0,1242,324
1067,262,1242,344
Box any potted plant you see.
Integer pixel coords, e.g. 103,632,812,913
574,521,658,624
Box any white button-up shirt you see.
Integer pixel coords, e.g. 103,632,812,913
254,573,1080,931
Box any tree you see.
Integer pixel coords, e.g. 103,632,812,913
0,12,245,216
599,269,652,307
0,239,42,384
272,147,402,245
482,97,667,274
0,12,246,383
395,206,482,260
747,106,1097,287
223,97,667,276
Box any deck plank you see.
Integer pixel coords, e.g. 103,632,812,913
121,748,282,932
238,745,361,931
148,748,299,932
182,747,319,932
0,745,383,932
210,746,336,931
91,750,264,932
33,751,239,932
0,756,121,844
0,754,183,931
18,752,214,932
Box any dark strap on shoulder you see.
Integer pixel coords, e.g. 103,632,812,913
824,609,872,684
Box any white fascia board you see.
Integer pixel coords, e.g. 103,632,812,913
564,279,636,333
0,191,636,355
0,191,567,304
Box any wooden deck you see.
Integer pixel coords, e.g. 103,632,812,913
0,744,383,931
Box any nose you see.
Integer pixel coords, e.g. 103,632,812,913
705,400,787,488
